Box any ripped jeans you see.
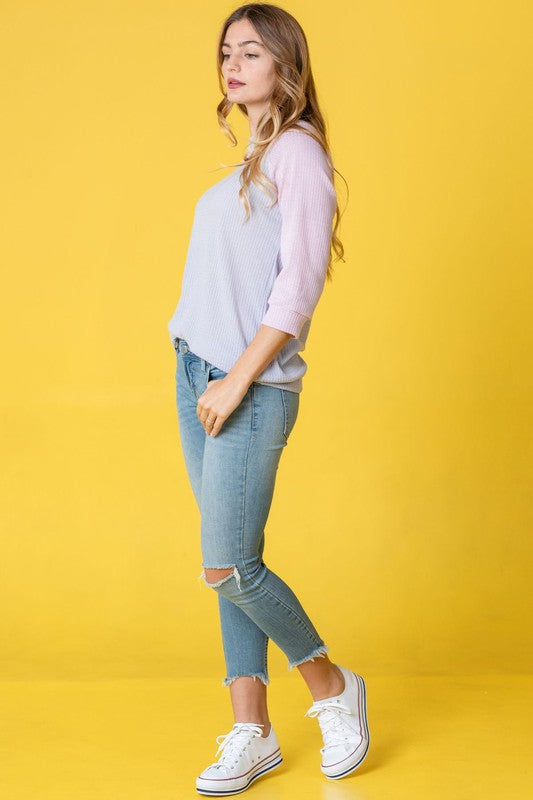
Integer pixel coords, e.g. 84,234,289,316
172,337,329,687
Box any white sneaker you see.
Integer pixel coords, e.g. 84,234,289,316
195,721,283,795
304,664,370,779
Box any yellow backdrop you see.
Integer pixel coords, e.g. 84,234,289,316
1,1,531,686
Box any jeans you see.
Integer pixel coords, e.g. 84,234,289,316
172,336,329,687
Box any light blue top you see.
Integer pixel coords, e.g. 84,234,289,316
167,120,337,393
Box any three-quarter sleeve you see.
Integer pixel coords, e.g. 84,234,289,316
260,129,338,338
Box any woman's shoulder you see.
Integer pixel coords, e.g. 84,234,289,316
265,120,330,171
269,119,321,149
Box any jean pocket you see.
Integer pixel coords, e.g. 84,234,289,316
208,364,227,381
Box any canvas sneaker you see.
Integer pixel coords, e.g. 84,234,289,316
195,721,283,795
304,664,370,779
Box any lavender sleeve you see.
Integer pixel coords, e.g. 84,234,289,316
260,131,338,338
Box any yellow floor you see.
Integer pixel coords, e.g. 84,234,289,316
1,674,531,798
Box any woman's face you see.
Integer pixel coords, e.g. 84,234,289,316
221,19,277,111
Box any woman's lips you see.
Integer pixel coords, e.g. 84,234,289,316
228,81,245,87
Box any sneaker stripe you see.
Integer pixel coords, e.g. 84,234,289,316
354,672,370,740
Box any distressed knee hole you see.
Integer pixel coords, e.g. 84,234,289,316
198,566,242,592
204,567,234,583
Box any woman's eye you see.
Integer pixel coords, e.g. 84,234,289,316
221,53,258,59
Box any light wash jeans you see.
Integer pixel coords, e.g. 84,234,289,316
172,336,329,687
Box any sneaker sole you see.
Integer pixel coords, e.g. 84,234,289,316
196,751,283,796
322,672,370,780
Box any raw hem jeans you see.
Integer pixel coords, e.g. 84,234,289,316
172,337,329,687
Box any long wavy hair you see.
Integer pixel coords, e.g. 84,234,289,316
215,3,347,280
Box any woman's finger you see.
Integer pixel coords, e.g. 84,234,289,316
208,414,226,437
197,400,216,434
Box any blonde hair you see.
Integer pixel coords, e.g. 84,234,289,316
215,3,347,280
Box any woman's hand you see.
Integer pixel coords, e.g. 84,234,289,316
197,375,251,437
196,325,292,437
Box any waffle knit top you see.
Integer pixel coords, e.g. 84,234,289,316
167,119,337,393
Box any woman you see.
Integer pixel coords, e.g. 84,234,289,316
167,4,370,793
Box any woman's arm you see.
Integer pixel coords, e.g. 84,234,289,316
226,324,293,392
223,128,337,395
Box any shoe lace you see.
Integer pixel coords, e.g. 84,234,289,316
212,722,265,769
305,700,358,753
